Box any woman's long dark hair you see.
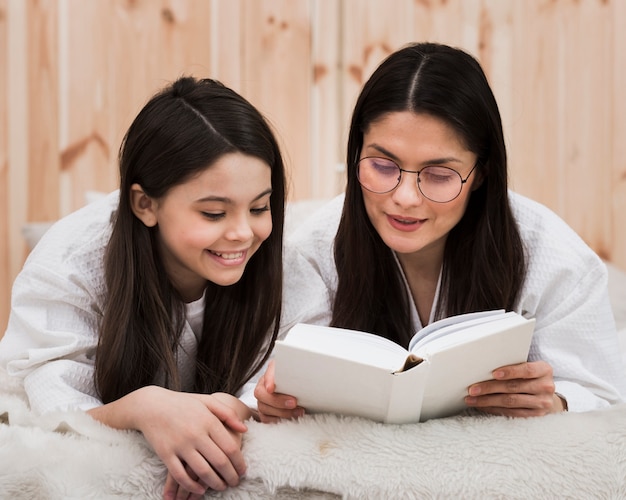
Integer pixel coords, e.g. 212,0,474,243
332,42,526,346
96,77,285,403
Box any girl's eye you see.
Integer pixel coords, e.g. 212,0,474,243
251,205,270,215
201,212,225,221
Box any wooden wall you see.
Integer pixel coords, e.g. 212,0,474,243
1,0,625,335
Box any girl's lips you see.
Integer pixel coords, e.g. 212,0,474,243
386,214,426,232
207,249,248,265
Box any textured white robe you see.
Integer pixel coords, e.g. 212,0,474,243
279,192,626,412
0,191,260,413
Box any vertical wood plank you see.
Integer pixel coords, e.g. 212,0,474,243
473,1,515,156
209,0,243,90
311,0,343,197
0,0,8,334
340,0,415,130
559,0,613,259
27,0,60,222
3,0,30,335
412,0,473,48
60,0,116,211
508,0,563,210
109,0,213,184
509,0,614,258
612,0,626,270
241,0,313,201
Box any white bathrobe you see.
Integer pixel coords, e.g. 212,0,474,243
0,191,261,413
279,192,626,412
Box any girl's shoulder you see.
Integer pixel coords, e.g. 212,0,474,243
24,191,120,276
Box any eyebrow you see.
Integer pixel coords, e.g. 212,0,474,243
197,188,273,204
367,143,463,166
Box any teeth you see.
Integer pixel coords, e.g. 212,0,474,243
212,251,244,260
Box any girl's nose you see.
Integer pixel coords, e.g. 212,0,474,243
225,215,254,241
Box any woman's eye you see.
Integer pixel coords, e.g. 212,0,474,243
421,167,456,183
371,159,398,176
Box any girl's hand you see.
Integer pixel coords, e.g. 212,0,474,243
465,360,567,417
254,360,304,423
162,394,247,500
90,387,249,497
163,466,204,500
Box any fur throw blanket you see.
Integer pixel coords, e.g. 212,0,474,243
1,369,626,499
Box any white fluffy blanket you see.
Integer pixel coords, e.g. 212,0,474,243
2,368,626,499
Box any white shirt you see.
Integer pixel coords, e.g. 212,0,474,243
280,192,626,412
0,191,245,413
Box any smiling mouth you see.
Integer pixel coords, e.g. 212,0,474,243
208,250,245,260
393,217,416,225
390,215,423,224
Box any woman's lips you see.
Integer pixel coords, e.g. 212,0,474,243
386,214,425,232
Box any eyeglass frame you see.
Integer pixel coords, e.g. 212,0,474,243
356,156,479,203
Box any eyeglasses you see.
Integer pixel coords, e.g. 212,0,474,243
356,156,478,203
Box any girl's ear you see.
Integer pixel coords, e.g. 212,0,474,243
130,183,158,227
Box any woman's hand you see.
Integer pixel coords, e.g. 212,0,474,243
464,360,567,417
89,387,250,498
254,360,304,423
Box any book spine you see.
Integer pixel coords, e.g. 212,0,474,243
384,360,430,424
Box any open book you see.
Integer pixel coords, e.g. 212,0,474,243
273,310,535,424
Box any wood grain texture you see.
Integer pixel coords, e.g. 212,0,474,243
0,0,8,331
0,0,624,335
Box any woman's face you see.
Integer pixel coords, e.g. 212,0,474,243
136,152,273,301
359,111,479,263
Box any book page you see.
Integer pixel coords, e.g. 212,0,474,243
417,316,535,421
408,309,506,352
274,342,401,422
279,323,408,370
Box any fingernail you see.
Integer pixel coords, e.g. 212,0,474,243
493,370,505,378
284,399,296,409
469,386,481,396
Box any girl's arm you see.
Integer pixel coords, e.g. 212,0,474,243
88,387,250,496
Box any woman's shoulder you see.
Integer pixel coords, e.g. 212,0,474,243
508,190,605,279
283,194,344,288
286,193,344,246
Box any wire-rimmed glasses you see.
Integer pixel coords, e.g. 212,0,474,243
356,156,478,203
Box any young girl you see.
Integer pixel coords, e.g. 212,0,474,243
256,42,626,422
0,77,286,499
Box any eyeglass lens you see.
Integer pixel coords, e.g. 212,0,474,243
357,157,464,203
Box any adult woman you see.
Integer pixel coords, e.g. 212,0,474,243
256,42,626,422
0,77,286,498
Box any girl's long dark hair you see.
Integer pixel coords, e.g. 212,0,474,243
96,77,285,403
332,42,526,346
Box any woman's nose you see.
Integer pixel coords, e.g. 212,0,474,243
391,171,423,206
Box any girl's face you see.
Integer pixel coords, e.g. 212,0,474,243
359,111,479,264
134,153,273,302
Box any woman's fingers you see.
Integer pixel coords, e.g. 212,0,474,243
465,361,562,416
